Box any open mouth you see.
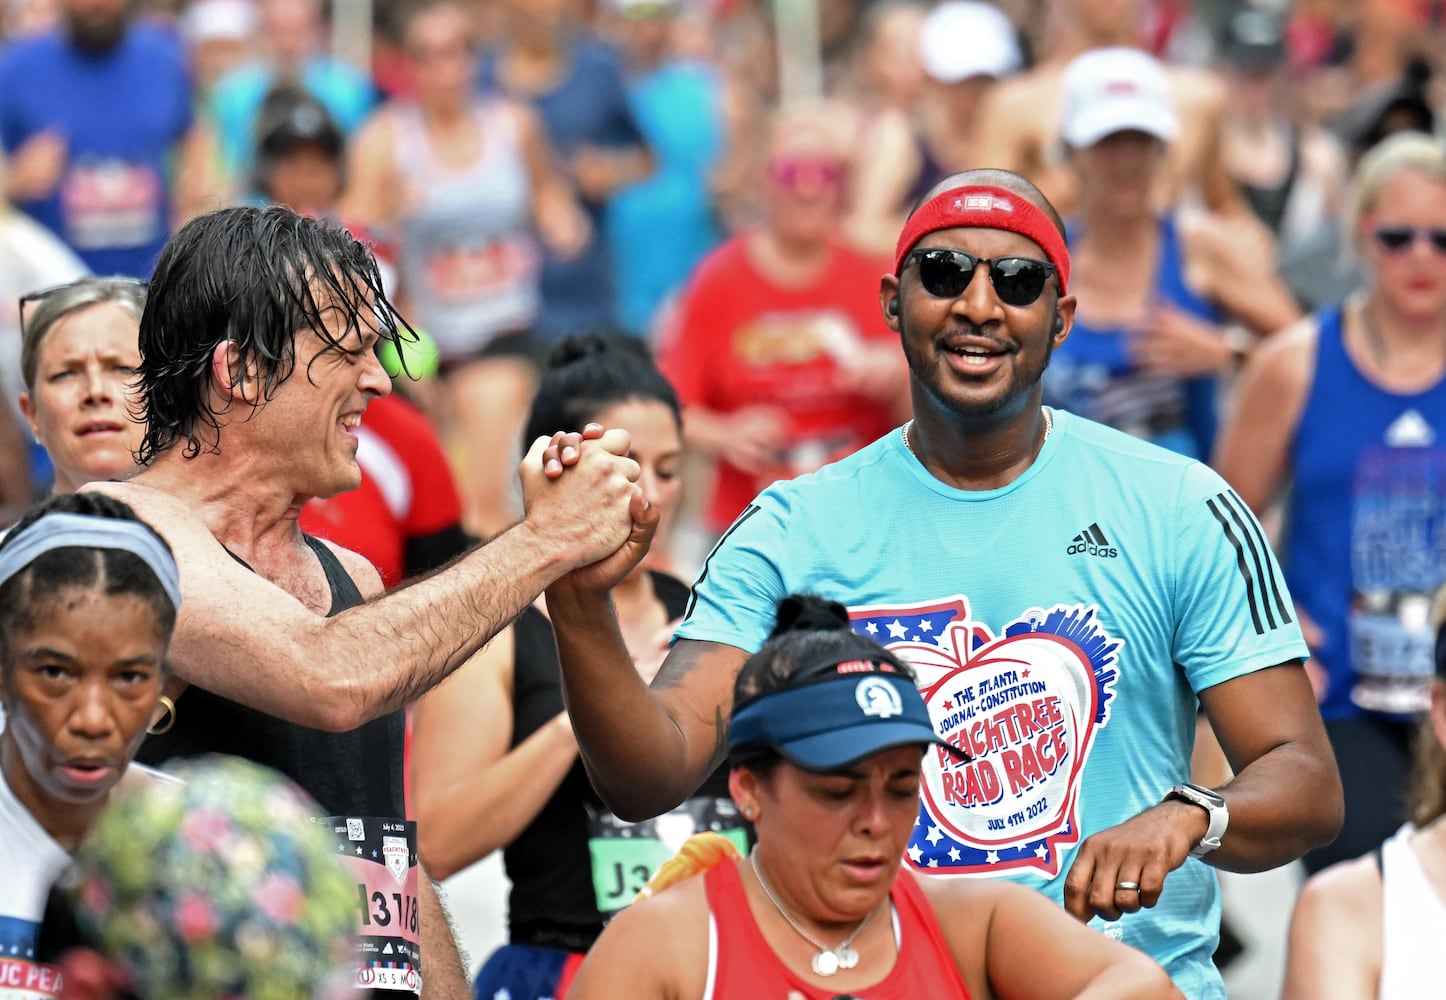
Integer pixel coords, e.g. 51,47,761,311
76,420,126,437
59,760,114,786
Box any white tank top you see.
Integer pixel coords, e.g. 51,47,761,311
391,100,540,360
1379,821,1446,998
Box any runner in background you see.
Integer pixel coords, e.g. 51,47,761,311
1214,132,1446,874
659,101,908,546
973,0,1242,217
17,278,148,496
344,0,589,537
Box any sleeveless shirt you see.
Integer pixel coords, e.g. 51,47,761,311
137,534,406,818
1044,216,1223,459
391,100,539,361
701,862,973,1000
1286,307,1446,720
1379,822,1446,998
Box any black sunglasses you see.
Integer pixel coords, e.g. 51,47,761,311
903,248,1058,307
1373,226,1446,255
17,277,148,333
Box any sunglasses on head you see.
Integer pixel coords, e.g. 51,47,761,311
17,276,148,334
903,248,1058,307
1373,226,1446,255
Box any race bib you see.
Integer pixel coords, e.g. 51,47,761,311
423,238,537,303
586,797,748,915
60,159,162,250
1348,593,1435,714
319,816,422,995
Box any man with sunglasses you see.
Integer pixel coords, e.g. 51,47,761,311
545,168,1341,999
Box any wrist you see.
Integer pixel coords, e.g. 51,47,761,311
1222,325,1256,372
1163,783,1229,857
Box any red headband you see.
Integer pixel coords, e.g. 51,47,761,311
893,185,1070,294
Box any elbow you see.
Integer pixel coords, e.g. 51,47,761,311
1308,770,1346,850
306,676,376,733
416,823,468,882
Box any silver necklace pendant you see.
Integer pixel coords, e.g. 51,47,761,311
835,944,860,970
811,950,840,977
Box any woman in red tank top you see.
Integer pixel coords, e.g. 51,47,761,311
567,595,1181,1000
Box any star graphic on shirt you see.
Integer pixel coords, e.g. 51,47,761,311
907,844,924,864
886,619,908,639
944,699,953,710
493,990,512,1000
925,824,944,846
927,858,939,868
986,850,1001,864
918,618,933,632
1034,844,1049,861
865,621,879,634
948,846,961,863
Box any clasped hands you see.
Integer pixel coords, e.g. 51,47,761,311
521,423,658,589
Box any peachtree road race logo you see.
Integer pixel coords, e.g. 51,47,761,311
850,597,1121,877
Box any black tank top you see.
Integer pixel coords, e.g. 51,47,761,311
137,534,407,818
503,572,742,951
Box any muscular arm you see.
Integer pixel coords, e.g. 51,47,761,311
1196,662,1342,871
547,586,747,821
411,626,581,880
89,433,640,731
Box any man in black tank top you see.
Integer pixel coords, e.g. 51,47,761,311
89,207,650,999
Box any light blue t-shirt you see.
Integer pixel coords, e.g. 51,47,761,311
675,409,1308,999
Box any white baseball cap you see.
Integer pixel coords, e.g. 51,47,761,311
1060,47,1179,148
918,2,1022,84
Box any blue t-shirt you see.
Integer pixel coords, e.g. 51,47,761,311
0,25,193,276
1287,307,1446,720
606,59,723,337
479,39,648,341
1043,217,1223,459
676,410,1307,999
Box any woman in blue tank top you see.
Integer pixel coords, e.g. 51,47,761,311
1216,132,1446,872
1042,48,1300,461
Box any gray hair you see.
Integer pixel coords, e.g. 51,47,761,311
20,277,148,391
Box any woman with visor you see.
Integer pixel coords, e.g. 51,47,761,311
568,595,1180,1000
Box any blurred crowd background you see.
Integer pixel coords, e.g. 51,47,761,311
3,0,1446,996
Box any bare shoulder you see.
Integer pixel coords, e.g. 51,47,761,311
1166,64,1227,113
312,536,385,600
83,480,219,549
1250,312,1320,377
572,870,711,998
1296,854,1383,924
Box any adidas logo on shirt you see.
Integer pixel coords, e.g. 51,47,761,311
1384,409,1435,448
1067,522,1118,558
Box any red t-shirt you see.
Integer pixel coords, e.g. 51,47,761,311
660,236,901,532
703,861,973,999
299,393,463,589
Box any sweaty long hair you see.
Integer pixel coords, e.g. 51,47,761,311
134,206,410,464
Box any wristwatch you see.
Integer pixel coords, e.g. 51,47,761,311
1165,783,1228,857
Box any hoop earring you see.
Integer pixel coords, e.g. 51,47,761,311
147,694,177,736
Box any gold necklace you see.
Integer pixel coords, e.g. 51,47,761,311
901,408,1054,459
